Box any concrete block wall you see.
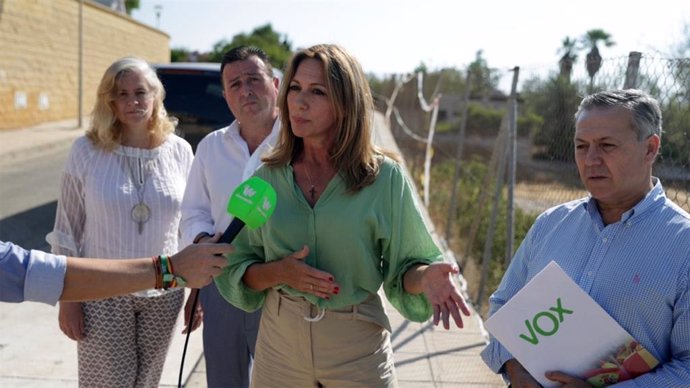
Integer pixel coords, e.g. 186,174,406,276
0,0,170,130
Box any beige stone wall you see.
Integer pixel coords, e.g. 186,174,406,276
0,0,170,130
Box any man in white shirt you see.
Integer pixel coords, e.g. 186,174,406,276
179,46,280,388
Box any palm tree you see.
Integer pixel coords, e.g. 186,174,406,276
124,0,140,15
557,36,579,82
581,29,615,92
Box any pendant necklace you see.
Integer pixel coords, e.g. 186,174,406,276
127,157,151,234
303,164,317,201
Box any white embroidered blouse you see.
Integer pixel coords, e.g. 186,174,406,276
47,135,193,296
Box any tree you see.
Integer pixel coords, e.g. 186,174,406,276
671,22,690,57
208,24,293,70
557,36,578,81
522,75,582,162
659,22,690,165
467,50,501,100
124,0,139,15
171,47,191,62
581,29,615,92
669,22,690,100
414,62,429,75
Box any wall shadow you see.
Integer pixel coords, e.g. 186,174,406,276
0,201,56,252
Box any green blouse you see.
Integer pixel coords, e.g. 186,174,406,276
214,157,443,322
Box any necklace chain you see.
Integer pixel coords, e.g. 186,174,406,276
303,164,318,201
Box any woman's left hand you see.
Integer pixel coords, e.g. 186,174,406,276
420,262,471,329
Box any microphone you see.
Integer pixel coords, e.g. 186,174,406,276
179,176,276,388
220,176,277,243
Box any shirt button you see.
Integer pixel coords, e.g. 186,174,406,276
602,237,608,243
588,271,593,277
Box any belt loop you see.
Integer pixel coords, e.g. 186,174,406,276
352,303,359,321
276,290,282,317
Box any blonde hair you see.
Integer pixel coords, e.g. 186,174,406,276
264,44,397,192
86,57,176,150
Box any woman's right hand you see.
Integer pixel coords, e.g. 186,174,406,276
279,245,339,299
243,245,339,298
58,301,85,341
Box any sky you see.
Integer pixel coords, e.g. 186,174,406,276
131,0,689,93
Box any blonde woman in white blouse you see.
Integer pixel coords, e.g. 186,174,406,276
47,57,193,387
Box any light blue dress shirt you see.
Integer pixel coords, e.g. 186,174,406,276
0,241,66,305
480,179,690,387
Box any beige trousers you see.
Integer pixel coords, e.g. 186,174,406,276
251,289,398,388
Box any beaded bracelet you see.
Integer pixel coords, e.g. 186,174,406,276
160,255,174,289
155,255,187,289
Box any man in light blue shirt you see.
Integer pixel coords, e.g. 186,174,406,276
481,89,690,387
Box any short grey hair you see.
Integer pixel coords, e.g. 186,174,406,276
575,89,663,140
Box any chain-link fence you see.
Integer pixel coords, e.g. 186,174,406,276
515,53,689,215
384,52,689,316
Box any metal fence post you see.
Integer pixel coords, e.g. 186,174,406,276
623,51,642,89
506,67,520,266
445,71,472,243
476,116,509,306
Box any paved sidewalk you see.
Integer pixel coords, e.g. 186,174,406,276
0,118,87,166
0,117,505,387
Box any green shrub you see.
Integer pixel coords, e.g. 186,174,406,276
467,104,504,136
517,111,543,138
435,120,457,134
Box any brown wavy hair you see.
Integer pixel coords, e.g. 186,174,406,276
263,44,397,192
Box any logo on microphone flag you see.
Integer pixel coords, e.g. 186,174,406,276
227,176,277,228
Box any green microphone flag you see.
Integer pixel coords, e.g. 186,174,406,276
220,176,277,243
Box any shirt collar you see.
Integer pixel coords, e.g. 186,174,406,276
584,177,664,224
223,119,280,148
223,120,241,140
114,135,170,158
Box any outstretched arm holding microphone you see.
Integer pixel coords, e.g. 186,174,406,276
0,236,232,305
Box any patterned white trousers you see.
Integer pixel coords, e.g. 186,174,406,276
77,289,184,387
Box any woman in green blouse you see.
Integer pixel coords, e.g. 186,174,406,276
215,43,471,387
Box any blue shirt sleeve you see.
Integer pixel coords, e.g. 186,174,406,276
0,241,66,305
